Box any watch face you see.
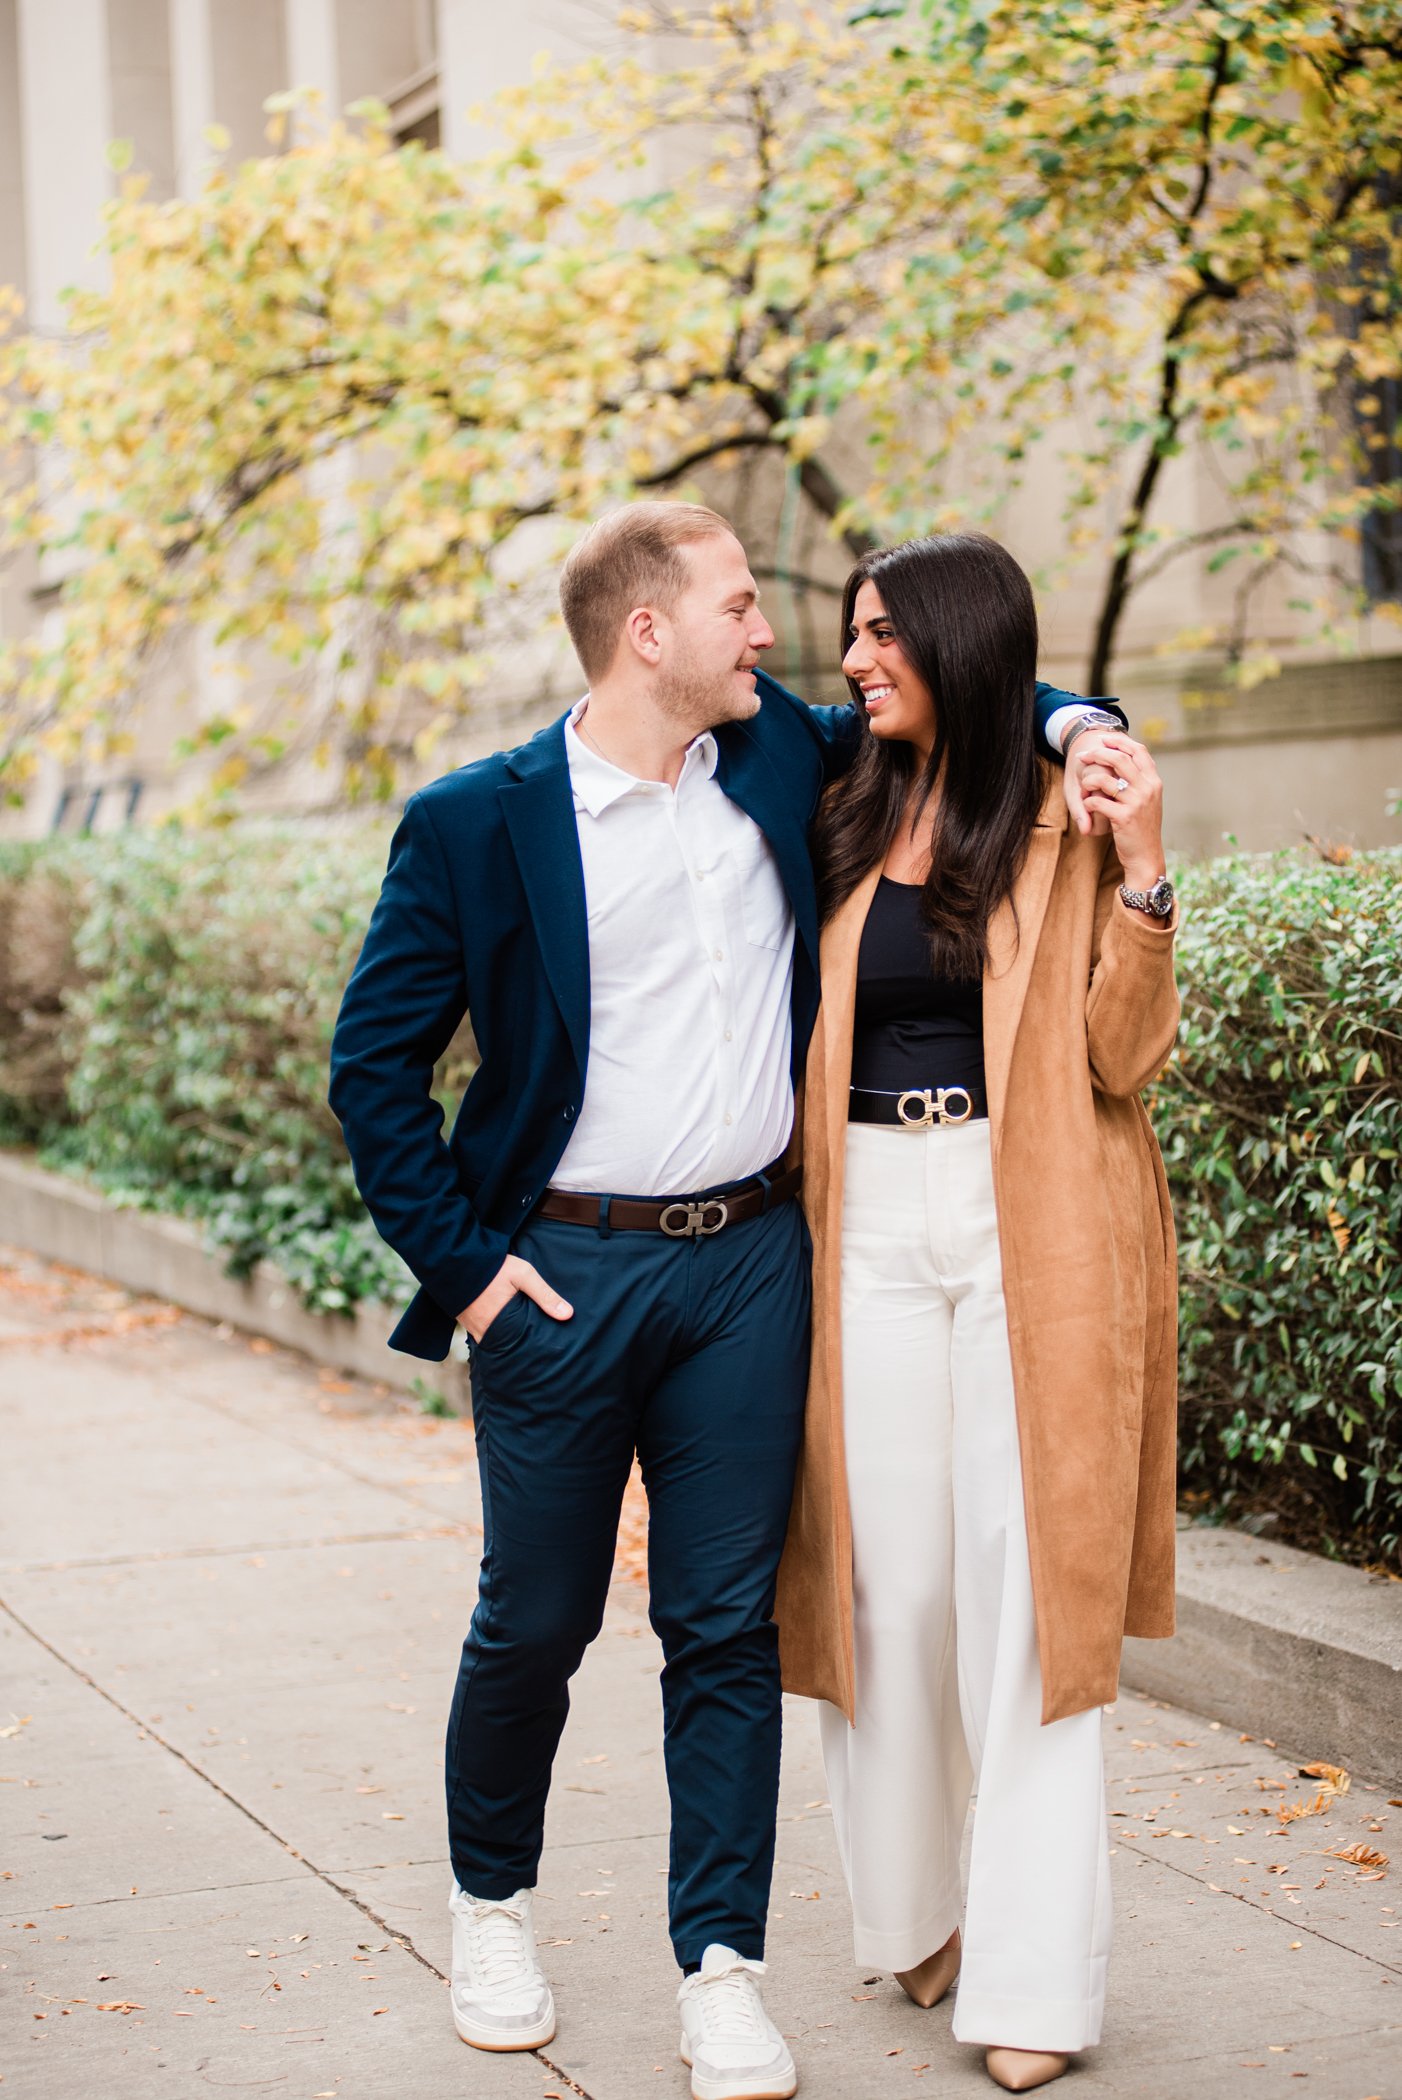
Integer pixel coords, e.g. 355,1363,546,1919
1148,877,1174,914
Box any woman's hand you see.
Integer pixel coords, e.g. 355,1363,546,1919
1076,733,1166,891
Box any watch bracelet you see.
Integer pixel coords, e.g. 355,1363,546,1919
1061,707,1122,754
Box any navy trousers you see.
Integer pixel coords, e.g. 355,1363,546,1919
446,1198,810,1967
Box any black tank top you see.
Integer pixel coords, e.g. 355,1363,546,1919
851,877,986,1094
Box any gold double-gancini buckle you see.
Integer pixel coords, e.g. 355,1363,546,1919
659,1198,730,1238
897,1087,975,1129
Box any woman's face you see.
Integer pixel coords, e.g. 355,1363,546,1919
842,579,936,752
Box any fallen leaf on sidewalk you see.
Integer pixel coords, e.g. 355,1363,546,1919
0,1716,33,1739
1301,1762,1349,1797
97,2001,144,2013
1277,1790,1333,1825
1325,1843,1388,1869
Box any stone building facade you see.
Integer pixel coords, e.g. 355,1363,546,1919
0,0,1398,854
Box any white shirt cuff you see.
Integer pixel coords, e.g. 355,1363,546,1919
1046,704,1091,753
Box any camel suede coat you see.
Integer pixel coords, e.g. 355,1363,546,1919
774,766,1181,1726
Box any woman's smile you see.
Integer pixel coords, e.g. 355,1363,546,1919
843,578,938,754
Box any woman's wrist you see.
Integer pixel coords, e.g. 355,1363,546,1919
1120,856,1166,893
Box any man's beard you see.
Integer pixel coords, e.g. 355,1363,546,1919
655,633,761,734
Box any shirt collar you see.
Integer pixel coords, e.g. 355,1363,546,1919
564,697,718,818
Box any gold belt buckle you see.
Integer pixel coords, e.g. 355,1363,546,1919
896,1086,975,1129
659,1197,730,1238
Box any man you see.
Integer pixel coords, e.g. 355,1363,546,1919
329,503,1123,2100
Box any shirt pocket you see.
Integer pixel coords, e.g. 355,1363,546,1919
736,835,791,953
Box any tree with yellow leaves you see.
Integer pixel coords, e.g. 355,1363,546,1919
0,0,1398,803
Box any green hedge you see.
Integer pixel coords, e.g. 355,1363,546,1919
0,828,474,1314
0,829,1397,1558
1158,849,1401,1562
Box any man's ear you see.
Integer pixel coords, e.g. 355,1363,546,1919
622,604,663,666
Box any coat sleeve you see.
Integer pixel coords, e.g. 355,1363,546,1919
755,671,1126,785
329,794,511,1321
1084,847,1180,1100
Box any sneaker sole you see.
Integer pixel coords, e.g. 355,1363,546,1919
454,2003,556,2051
679,2036,798,2100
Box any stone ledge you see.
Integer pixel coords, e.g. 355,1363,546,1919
0,1148,468,1405
1123,1525,1402,1788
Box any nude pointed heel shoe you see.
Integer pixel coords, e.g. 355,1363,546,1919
894,1929,961,2009
985,2047,1070,2091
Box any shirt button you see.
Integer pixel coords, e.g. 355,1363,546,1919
724,1028,733,1041
724,1112,733,1125
713,947,723,961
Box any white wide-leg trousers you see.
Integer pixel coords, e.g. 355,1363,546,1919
819,1119,1111,2053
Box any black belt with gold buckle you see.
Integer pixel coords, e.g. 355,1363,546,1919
848,1084,988,1129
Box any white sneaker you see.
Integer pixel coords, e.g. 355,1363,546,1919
448,1882,556,2051
678,1944,797,2100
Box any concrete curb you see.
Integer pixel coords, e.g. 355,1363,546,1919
0,1148,469,1406
4,1148,1399,1784
1123,1525,1402,1787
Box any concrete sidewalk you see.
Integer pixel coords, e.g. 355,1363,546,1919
1,1248,1398,2100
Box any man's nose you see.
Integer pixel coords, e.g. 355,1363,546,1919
750,614,775,652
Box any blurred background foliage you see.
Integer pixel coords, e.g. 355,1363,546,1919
0,832,1396,1561
1,0,1399,806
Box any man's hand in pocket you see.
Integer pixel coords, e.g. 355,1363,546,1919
459,1256,574,1343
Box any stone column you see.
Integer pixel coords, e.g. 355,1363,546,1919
435,0,591,160
15,0,112,328
284,0,338,120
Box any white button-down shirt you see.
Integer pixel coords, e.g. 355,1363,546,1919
551,699,795,1196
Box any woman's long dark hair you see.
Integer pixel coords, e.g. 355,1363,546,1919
814,533,1044,981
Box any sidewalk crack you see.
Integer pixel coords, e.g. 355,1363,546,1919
0,1593,600,2097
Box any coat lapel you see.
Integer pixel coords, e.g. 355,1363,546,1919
499,718,590,1079
713,722,820,978
982,764,1067,1139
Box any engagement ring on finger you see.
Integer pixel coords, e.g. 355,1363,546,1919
1112,776,1128,793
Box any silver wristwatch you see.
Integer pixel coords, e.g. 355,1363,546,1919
1119,874,1175,918
1061,706,1122,754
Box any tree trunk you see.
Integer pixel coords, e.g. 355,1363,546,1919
1087,356,1182,694
796,454,880,561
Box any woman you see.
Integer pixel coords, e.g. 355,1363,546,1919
775,535,1179,2092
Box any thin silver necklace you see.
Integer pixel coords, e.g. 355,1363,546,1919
578,708,626,772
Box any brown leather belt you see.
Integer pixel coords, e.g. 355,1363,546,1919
536,1150,802,1237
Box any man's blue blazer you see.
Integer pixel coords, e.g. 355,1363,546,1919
329,671,1116,1361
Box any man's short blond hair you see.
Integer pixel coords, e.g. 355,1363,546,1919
559,502,738,682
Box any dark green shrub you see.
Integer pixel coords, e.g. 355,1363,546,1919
0,847,87,1143
1162,849,1401,1561
0,827,475,1314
